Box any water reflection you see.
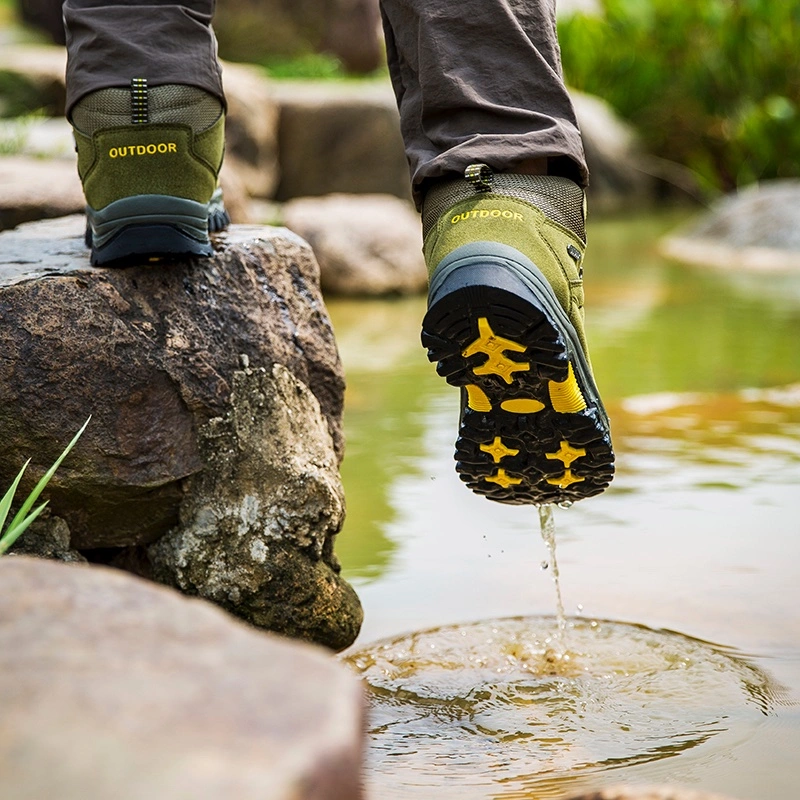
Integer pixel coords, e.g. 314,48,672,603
328,213,800,589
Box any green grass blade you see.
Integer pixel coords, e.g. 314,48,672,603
0,501,48,555
6,416,91,534
0,459,29,533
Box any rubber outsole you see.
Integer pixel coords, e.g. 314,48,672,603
421,245,614,505
85,192,226,266
86,223,213,266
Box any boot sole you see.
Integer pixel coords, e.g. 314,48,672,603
422,242,614,505
85,193,219,266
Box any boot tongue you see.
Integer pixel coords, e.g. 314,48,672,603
423,166,586,243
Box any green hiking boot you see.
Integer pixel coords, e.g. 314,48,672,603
421,164,614,505
70,80,229,265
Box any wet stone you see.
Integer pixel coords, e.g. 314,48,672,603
0,217,361,649
282,193,427,296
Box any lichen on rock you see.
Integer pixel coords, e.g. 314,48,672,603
149,363,362,651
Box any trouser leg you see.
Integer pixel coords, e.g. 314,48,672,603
379,0,587,201
63,0,225,116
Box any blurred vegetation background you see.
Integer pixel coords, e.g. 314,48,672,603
558,0,800,193
2,0,799,196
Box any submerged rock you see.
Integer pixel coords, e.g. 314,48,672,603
661,180,800,271
0,557,364,800
283,193,427,296
0,217,361,649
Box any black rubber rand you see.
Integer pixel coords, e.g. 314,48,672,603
421,278,614,505
85,223,213,267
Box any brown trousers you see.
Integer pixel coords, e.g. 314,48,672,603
63,0,588,194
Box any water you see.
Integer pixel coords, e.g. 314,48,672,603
538,504,567,654
347,618,785,799
328,212,800,799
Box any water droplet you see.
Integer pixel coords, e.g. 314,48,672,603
576,604,584,614
558,500,574,509
541,560,549,570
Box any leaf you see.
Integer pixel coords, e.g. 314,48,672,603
0,460,29,536
5,416,91,537
0,502,49,556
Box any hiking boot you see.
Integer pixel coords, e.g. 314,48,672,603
70,80,229,266
421,164,614,505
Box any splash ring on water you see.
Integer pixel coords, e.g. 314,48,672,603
346,617,782,798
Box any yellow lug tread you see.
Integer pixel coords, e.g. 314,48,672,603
545,440,587,468
546,470,585,489
462,317,530,384
484,469,523,489
479,437,520,463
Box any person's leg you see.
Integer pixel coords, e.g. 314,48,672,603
381,0,614,504
379,0,586,199
64,0,228,265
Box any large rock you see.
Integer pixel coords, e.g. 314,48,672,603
661,180,800,271
0,557,364,800
273,80,411,202
148,363,362,651
0,155,84,230
213,0,382,74
0,217,361,648
220,61,281,200
272,80,655,209
282,193,427,295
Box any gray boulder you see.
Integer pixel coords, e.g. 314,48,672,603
220,61,281,200
272,80,655,210
0,155,85,230
0,217,361,649
273,80,411,202
662,180,800,271
283,193,427,295
149,363,362,651
0,557,364,800
213,0,382,73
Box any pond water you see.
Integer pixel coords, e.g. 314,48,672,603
327,213,800,800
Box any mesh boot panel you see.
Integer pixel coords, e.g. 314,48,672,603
423,173,586,243
71,85,222,135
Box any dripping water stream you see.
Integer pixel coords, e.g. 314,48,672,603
538,503,567,653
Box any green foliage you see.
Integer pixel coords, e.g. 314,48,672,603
0,417,90,556
260,52,388,81
558,0,800,192
262,52,346,79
